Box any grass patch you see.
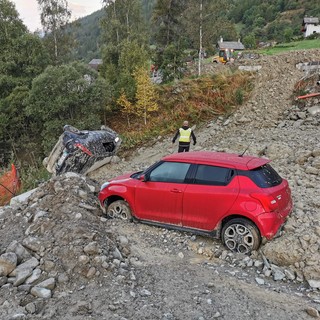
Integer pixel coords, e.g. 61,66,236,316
259,39,320,55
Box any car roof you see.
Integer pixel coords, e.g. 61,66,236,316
162,151,270,170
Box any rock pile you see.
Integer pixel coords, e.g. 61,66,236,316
0,173,134,319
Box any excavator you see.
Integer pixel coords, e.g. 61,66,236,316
212,48,235,64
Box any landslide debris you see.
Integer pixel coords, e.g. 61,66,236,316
1,49,320,320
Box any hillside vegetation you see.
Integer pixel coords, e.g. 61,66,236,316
0,0,320,189
71,0,320,62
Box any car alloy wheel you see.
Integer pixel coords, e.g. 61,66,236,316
222,218,260,254
106,200,132,220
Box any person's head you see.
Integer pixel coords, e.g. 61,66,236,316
183,121,189,127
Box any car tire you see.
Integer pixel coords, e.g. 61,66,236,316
106,200,132,221
221,218,260,254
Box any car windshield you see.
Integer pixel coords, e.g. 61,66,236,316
130,161,163,180
247,164,282,188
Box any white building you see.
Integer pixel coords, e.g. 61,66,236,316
301,17,320,37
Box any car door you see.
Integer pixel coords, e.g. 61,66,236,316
182,164,239,231
134,161,191,225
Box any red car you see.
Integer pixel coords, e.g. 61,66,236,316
98,151,293,253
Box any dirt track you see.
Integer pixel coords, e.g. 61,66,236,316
1,49,320,319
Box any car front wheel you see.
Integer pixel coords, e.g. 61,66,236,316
221,218,260,254
106,200,132,221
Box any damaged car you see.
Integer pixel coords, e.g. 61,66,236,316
44,125,121,175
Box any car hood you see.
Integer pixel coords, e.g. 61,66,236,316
109,172,134,183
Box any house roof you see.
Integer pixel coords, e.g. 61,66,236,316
303,17,319,25
89,59,103,71
217,41,245,50
89,59,103,65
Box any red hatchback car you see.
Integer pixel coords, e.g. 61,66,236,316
98,151,293,253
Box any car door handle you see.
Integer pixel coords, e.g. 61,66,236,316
171,188,182,193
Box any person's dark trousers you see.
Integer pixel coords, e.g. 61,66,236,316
178,144,190,152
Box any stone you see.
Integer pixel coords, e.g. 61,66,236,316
6,241,32,263
10,257,39,277
255,277,265,285
305,306,319,318
0,252,18,277
308,279,320,289
31,286,52,299
13,268,34,287
37,277,56,290
22,237,43,253
25,303,36,314
140,289,151,297
25,268,42,284
83,242,100,255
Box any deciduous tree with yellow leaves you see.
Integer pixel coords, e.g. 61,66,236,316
134,67,159,125
118,67,158,126
118,90,134,127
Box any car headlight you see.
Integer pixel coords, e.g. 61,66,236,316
100,182,110,191
115,137,120,143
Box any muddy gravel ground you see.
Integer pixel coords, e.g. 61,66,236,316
1,49,320,320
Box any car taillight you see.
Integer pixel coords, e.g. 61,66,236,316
75,143,93,156
250,193,278,212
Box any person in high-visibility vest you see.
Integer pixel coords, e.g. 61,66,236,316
172,121,197,153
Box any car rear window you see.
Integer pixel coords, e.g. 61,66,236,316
243,164,282,188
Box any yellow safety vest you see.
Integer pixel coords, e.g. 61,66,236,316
179,128,191,142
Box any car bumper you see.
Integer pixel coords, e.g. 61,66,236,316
256,210,290,241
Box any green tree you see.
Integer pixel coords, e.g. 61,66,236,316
151,0,187,82
117,40,148,99
0,0,26,44
26,62,110,153
284,27,293,42
243,33,256,49
37,0,73,65
0,1,49,164
100,0,149,106
184,0,237,52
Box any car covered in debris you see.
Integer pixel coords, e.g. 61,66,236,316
44,125,121,175
98,151,293,253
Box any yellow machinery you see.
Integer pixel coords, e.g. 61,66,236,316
212,49,234,64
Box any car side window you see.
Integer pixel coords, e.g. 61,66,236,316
194,165,233,186
149,162,191,183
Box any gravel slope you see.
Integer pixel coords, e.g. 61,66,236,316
1,49,320,319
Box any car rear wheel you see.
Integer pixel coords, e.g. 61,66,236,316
221,218,260,254
106,200,132,221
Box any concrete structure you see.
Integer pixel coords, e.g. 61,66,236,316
301,17,320,37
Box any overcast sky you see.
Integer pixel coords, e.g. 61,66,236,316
12,0,104,32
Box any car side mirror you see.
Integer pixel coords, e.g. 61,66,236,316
139,174,147,182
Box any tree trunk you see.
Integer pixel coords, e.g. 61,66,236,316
198,0,203,77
